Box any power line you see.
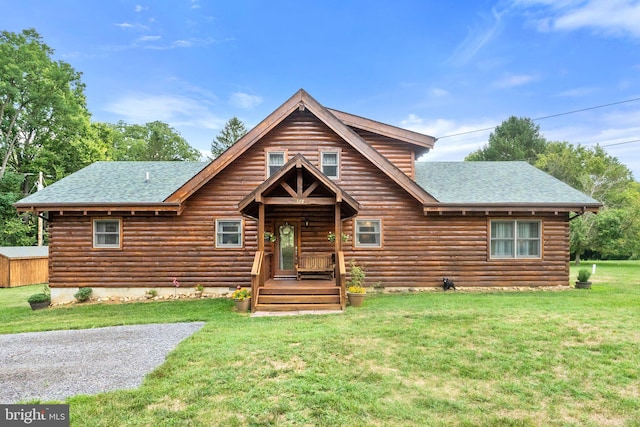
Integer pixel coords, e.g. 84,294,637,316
600,138,640,148
436,96,640,140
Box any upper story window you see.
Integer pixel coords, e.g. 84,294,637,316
355,219,382,248
490,220,541,259
321,151,339,179
267,151,286,177
216,219,243,248
93,219,121,249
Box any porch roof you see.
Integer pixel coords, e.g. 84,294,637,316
238,154,359,219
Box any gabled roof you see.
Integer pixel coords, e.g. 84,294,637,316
415,161,601,213
167,89,436,205
327,108,435,155
239,154,359,219
15,161,208,212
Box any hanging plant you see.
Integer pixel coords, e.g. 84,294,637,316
264,232,277,242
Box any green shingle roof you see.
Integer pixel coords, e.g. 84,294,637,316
16,161,209,205
414,161,600,205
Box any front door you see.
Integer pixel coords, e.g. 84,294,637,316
275,221,297,277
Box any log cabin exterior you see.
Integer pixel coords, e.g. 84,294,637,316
15,89,601,311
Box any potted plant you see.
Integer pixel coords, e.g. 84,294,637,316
575,268,592,289
231,286,251,312
346,260,366,307
27,284,51,310
264,232,277,243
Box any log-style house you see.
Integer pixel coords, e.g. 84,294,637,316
15,89,601,312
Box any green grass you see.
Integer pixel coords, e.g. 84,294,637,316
1,261,639,426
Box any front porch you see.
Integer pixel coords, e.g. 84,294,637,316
240,154,359,313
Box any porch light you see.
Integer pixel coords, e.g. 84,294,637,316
303,217,309,228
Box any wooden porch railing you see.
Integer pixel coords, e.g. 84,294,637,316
337,251,346,310
250,251,269,312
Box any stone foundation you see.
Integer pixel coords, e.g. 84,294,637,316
51,286,232,305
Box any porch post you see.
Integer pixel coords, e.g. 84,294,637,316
334,202,342,253
258,203,265,252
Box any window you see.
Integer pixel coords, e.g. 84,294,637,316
267,151,285,177
321,151,339,178
216,219,243,248
93,219,121,248
490,220,541,259
355,219,381,247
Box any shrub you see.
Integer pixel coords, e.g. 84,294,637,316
27,292,50,304
577,268,592,282
27,284,51,304
74,287,93,302
347,260,366,293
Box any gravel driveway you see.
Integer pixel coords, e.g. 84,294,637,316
0,322,205,403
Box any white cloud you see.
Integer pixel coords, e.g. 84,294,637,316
516,0,640,39
134,5,148,12
137,35,161,42
401,115,498,161
230,92,263,109
104,94,225,130
492,73,537,88
113,22,150,31
555,87,598,97
431,87,450,97
449,7,506,66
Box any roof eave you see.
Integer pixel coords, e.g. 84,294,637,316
423,202,602,215
15,202,183,214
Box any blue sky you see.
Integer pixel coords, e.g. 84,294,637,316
2,0,640,179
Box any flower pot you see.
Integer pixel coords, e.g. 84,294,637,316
347,292,366,307
234,298,250,312
29,301,50,310
575,281,592,289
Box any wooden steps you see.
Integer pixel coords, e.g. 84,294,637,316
255,283,342,312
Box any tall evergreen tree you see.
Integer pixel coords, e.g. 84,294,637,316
211,117,248,158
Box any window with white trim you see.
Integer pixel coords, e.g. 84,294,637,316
93,219,121,248
267,151,285,177
355,219,381,247
490,220,541,259
321,151,339,179
216,219,243,248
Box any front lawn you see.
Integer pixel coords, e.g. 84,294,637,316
1,260,639,426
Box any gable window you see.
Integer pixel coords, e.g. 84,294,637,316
355,219,381,248
321,151,339,179
93,219,121,249
490,220,541,259
216,219,243,248
267,151,285,177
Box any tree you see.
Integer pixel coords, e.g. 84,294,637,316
0,28,89,180
536,142,632,209
106,121,201,161
536,142,635,263
0,172,35,245
465,116,548,164
211,117,247,158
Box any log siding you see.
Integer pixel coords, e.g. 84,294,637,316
45,108,573,290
